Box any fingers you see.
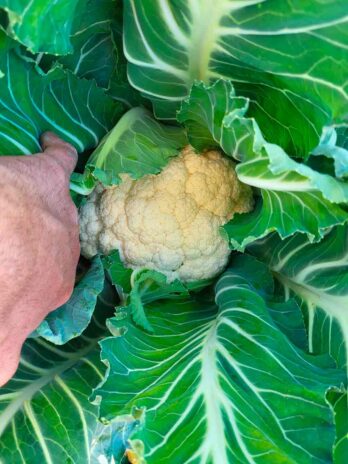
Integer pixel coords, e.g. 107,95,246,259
40,132,78,175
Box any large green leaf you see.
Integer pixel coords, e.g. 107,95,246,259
0,0,85,54
249,227,348,463
0,32,122,155
225,193,347,252
249,225,348,374
31,257,105,345
124,269,190,333
177,80,255,158
95,256,343,463
37,0,142,110
45,0,118,89
0,282,133,464
80,106,187,187
327,390,348,464
124,0,348,155
103,251,207,334
178,80,348,249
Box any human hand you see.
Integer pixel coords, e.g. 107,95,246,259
0,133,80,386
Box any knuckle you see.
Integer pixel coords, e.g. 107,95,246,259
62,282,75,303
43,148,77,178
54,278,75,308
45,156,68,183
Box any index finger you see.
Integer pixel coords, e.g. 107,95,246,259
40,132,78,174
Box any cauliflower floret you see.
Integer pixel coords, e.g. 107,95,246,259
79,146,253,282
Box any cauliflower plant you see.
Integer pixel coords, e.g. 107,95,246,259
79,146,253,282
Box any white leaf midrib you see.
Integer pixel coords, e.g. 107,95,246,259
275,273,348,377
187,0,227,82
0,361,73,437
199,319,229,463
0,341,97,437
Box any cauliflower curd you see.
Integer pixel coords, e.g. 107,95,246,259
79,146,253,281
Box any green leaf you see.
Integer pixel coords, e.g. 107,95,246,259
31,256,105,344
312,126,348,178
127,269,189,333
249,225,348,373
103,250,133,294
268,299,308,352
178,80,348,249
0,33,123,155
107,36,149,110
237,132,348,204
46,0,118,88
225,192,348,252
327,389,348,463
85,107,187,185
0,283,132,464
0,0,85,54
177,80,255,157
337,126,348,151
95,257,343,463
91,417,140,463
102,252,194,333
249,227,348,464
124,0,348,155
180,80,348,203
39,0,143,111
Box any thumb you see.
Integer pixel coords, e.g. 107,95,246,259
40,132,78,175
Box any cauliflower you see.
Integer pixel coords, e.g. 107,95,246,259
79,146,253,282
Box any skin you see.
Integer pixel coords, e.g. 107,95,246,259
0,132,80,387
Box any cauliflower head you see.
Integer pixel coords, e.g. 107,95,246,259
79,146,253,282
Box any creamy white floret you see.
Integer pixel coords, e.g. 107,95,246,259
79,146,253,282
